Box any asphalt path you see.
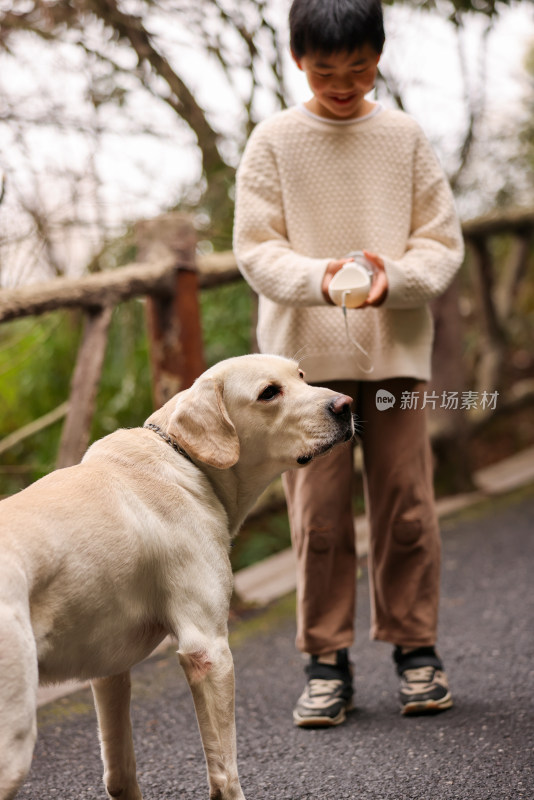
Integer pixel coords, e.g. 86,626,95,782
17,490,534,800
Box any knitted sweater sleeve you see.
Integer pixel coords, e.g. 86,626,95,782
382,127,464,309
233,125,329,307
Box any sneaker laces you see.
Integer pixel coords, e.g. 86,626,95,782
402,666,436,685
307,678,343,696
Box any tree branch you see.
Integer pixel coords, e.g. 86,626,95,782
86,0,226,179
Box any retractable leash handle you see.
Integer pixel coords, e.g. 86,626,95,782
328,258,371,308
328,253,375,374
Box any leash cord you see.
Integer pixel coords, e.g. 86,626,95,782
341,292,374,374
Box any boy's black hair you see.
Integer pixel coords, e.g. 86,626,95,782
289,0,385,59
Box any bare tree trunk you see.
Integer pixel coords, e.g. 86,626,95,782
429,279,476,493
467,237,506,396
496,231,533,322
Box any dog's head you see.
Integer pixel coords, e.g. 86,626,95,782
147,354,354,471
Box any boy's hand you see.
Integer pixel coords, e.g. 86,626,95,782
361,251,388,307
322,258,354,304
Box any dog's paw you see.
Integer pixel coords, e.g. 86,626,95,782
209,779,245,800
105,781,143,800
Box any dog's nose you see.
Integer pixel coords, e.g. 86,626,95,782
328,394,353,419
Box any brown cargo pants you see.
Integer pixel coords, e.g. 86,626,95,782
283,378,442,656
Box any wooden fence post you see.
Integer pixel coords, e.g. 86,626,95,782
56,306,113,468
135,213,206,408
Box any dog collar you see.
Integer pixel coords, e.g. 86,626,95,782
144,422,234,548
143,423,193,463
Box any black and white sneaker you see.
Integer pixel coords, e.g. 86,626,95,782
394,646,453,716
293,648,354,727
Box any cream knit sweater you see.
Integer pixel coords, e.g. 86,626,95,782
233,105,464,382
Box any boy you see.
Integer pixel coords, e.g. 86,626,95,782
233,0,464,727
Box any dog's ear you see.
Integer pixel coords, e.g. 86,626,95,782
169,377,240,469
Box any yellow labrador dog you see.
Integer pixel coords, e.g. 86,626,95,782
0,354,353,800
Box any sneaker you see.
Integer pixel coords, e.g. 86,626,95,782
293,648,354,727
393,646,453,716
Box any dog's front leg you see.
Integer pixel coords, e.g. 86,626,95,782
91,672,143,800
179,639,245,800
0,599,37,800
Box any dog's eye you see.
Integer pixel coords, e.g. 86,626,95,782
258,384,281,401
298,369,305,380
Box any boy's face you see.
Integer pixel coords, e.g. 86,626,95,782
294,45,381,121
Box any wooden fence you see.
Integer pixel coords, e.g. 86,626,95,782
1,207,533,481
0,213,237,468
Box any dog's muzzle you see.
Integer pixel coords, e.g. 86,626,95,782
297,394,354,465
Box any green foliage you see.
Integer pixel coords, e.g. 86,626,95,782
90,300,153,442
200,281,255,367
0,312,82,493
0,302,153,495
0,280,255,496
231,509,292,572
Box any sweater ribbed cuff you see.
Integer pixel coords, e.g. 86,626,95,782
305,257,331,306
382,256,408,308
